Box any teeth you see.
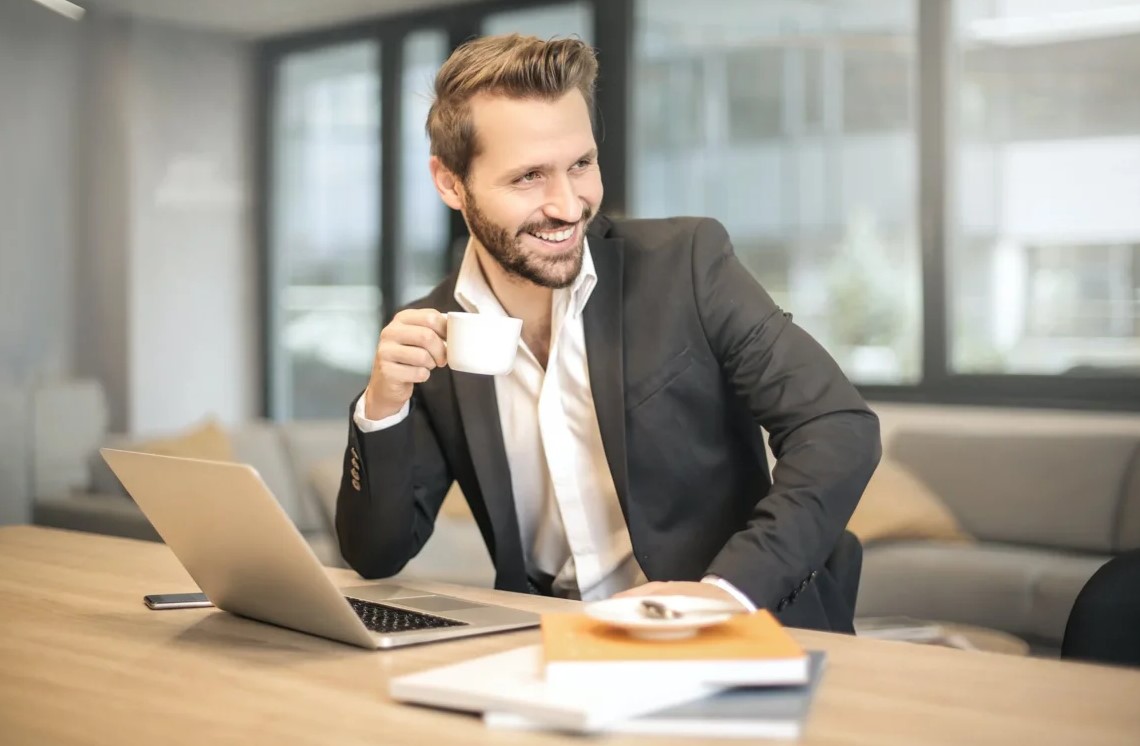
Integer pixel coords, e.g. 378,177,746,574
532,226,574,242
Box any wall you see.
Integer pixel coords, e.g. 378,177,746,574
0,2,257,524
0,0,83,524
122,18,257,434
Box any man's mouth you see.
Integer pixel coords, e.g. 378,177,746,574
524,223,578,248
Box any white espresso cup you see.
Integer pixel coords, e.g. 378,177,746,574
445,312,523,375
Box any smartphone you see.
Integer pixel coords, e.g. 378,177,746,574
143,592,213,610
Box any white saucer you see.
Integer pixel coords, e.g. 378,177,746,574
583,595,738,641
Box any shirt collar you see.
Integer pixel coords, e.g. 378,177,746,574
453,236,597,319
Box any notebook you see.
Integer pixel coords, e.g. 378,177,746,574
486,650,828,739
388,644,721,732
541,609,810,687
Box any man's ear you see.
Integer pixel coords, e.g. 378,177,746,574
429,156,465,211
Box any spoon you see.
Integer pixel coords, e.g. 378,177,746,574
638,599,746,620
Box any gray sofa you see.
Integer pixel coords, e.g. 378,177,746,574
28,381,495,584
857,425,1140,651
28,382,1140,652
34,416,344,559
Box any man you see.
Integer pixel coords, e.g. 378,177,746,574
336,34,881,632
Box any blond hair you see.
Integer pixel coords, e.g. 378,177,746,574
426,34,598,182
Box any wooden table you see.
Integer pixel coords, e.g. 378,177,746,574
2,526,1138,746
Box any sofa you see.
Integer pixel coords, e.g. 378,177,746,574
28,382,1140,652
857,407,1140,652
29,381,495,586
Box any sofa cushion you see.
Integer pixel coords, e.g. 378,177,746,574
89,419,235,499
857,541,1111,645
888,431,1138,553
1032,557,1114,643
1115,447,1140,552
228,423,306,531
278,420,348,534
847,459,972,545
123,418,234,461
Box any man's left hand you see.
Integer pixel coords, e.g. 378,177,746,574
612,581,746,609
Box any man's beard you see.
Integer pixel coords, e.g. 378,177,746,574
463,191,593,290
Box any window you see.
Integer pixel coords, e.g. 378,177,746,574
951,0,1140,376
726,48,784,142
268,41,380,419
483,2,593,40
398,30,450,304
631,0,921,384
258,0,1139,413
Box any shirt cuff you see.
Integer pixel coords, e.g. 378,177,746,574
353,396,410,433
701,575,757,612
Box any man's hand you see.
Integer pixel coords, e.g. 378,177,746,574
612,581,747,609
364,308,448,420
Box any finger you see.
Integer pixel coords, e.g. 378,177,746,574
382,343,438,371
379,360,431,384
394,307,448,337
383,324,447,367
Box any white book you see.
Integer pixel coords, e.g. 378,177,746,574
388,644,721,733
485,651,828,740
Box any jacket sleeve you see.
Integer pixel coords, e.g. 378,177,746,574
692,218,882,607
335,388,452,578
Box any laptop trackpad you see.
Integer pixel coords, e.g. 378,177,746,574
397,596,488,613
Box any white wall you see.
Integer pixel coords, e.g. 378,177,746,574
73,11,258,434
123,18,257,433
0,1,81,384
0,0,83,524
0,2,257,524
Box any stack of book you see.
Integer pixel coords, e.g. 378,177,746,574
389,605,828,738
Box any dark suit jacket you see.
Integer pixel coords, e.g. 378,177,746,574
336,216,881,632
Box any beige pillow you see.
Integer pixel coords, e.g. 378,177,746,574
307,455,473,523
130,418,234,462
439,482,473,521
846,459,972,544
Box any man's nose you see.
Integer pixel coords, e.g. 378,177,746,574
543,175,583,224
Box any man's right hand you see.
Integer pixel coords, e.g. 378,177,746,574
363,308,448,420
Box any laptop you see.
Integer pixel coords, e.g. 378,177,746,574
101,447,539,649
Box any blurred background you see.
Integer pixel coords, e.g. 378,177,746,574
1,0,1139,652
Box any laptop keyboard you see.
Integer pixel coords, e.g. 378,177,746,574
346,597,468,634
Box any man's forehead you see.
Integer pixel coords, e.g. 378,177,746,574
468,91,594,165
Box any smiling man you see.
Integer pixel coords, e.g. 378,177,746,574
336,34,881,632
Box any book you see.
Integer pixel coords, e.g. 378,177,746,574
541,609,810,687
855,616,947,642
486,650,828,739
388,644,722,733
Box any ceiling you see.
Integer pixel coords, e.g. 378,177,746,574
75,0,477,38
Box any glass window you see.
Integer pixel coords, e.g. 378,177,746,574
631,0,921,384
951,0,1140,375
398,30,451,305
269,41,380,419
483,2,593,41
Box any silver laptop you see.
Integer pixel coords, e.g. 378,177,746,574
101,448,538,649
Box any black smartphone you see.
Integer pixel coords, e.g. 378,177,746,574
143,592,213,610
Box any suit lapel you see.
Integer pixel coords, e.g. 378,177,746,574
446,295,527,591
583,233,631,518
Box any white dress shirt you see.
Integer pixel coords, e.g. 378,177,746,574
355,238,754,609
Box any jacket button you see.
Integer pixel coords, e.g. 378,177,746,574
352,479,361,491
351,467,360,481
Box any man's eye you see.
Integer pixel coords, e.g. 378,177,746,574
518,171,541,183
574,159,593,169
